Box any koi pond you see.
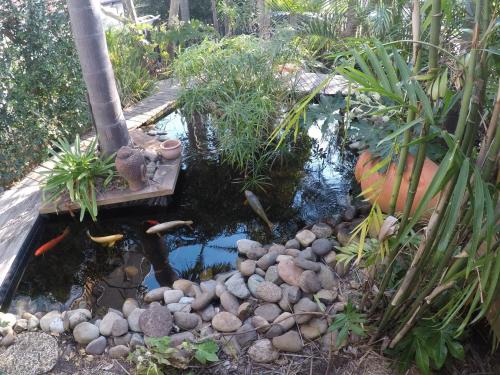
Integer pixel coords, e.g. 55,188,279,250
7,111,357,315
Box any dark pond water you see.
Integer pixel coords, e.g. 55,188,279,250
9,111,357,315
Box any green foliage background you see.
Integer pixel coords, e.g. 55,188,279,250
0,0,89,188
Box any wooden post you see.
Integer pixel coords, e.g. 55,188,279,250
122,0,138,23
257,0,270,39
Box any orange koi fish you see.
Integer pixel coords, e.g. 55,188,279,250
34,227,70,256
146,220,160,225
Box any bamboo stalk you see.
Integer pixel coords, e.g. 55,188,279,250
370,1,424,311
397,0,440,228
477,80,500,168
454,1,482,145
388,0,421,215
376,181,457,331
411,0,421,68
398,122,429,228
428,0,442,71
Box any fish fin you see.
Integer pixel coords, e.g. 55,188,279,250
108,241,116,248
243,199,248,206
267,222,276,232
156,233,162,238
86,230,92,240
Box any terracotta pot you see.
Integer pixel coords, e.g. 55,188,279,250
159,139,182,160
115,146,147,192
355,150,440,216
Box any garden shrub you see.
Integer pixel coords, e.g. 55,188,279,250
106,26,159,108
106,20,215,108
0,0,89,188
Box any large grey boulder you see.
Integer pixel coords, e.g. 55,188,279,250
0,332,59,375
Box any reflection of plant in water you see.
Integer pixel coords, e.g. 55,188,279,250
174,245,233,282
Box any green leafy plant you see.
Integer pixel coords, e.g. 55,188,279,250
328,301,367,347
182,339,220,364
128,336,219,374
336,237,379,267
174,35,299,178
390,320,465,374
106,26,158,107
42,135,115,222
0,0,88,188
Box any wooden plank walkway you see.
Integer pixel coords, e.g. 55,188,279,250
0,79,180,299
292,73,350,95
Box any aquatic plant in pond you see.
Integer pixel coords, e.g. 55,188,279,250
173,35,302,186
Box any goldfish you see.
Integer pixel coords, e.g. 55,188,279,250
146,220,194,234
146,220,160,225
87,231,124,247
34,227,70,256
244,190,274,231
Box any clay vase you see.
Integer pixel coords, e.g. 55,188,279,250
115,146,147,192
355,150,440,217
159,139,182,160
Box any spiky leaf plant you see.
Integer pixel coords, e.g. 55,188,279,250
42,135,115,221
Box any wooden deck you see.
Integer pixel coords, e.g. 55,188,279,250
39,129,181,214
0,79,181,299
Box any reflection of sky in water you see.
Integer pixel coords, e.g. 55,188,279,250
156,111,187,139
167,230,244,276
143,266,160,290
292,122,353,222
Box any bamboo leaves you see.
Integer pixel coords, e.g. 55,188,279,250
337,44,435,124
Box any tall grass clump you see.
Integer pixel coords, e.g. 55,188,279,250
173,35,299,183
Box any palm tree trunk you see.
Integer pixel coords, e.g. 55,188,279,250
211,0,219,33
343,0,358,37
68,0,129,156
168,0,180,26
179,0,190,22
